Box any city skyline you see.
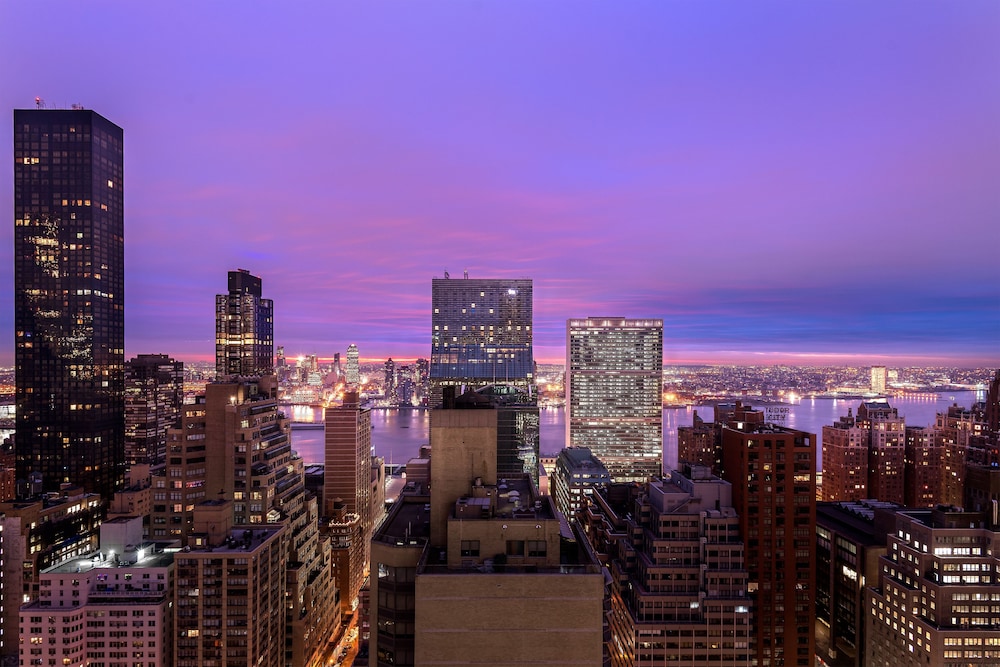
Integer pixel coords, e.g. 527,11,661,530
2,3,998,368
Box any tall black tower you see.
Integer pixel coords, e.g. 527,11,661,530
13,108,125,499
215,269,274,379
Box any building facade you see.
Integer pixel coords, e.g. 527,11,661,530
551,446,611,522
19,517,173,667
324,392,373,614
865,507,1000,666
814,500,898,667
566,317,663,482
0,486,103,663
429,277,534,404
370,398,605,667
124,354,183,467
721,415,816,667
215,269,273,378
582,467,751,667
14,108,125,499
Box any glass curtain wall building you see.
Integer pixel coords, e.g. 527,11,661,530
215,269,273,379
430,277,533,405
566,317,663,482
13,108,126,499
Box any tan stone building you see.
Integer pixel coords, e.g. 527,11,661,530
370,395,606,666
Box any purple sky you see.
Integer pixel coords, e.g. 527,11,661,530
2,2,998,367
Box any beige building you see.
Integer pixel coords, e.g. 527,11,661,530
173,501,297,667
370,397,606,666
866,506,1000,665
19,516,173,667
0,486,103,663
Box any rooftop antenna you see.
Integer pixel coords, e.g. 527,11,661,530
444,270,450,279
464,269,469,279
35,97,44,109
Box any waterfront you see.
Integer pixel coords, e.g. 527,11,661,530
288,390,978,471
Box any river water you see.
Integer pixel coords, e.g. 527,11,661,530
288,390,979,472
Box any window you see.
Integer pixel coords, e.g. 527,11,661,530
527,540,547,557
460,541,480,557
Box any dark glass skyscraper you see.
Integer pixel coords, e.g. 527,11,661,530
13,108,125,499
429,276,533,403
215,269,273,378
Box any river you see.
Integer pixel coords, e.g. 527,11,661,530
287,390,980,472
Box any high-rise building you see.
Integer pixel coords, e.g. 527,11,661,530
865,506,1000,666
324,391,372,613
677,409,721,472
346,343,360,386
19,517,174,667
124,354,183,466
174,503,291,667
0,486,104,662
904,425,943,508
370,398,604,666
814,500,898,667
215,269,273,379
581,466,751,667
721,409,816,667
870,366,887,395
821,408,869,502
856,401,906,503
13,108,125,499
429,276,534,403
821,401,906,504
551,446,611,521
566,317,663,482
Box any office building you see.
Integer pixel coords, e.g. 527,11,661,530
215,268,273,378
19,516,173,667
865,506,1000,666
370,395,605,666
581,466,751,667
721,409,816,667
13,108,125,499
870,366,887,395
324,391,372,613
551,446,611,521
124,354,183,466
429,276,534,403
566,317,663,482
346,343,360,386
814,501,898,667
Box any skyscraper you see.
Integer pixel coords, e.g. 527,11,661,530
124,354,183,466
13,108,125,499
324,391,372,612
215,268,273,379
566,317,663,482
870,365,887,395
721,407,816,667
346,343,359,386
429,276,534,403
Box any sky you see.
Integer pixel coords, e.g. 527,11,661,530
1,2,998,367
